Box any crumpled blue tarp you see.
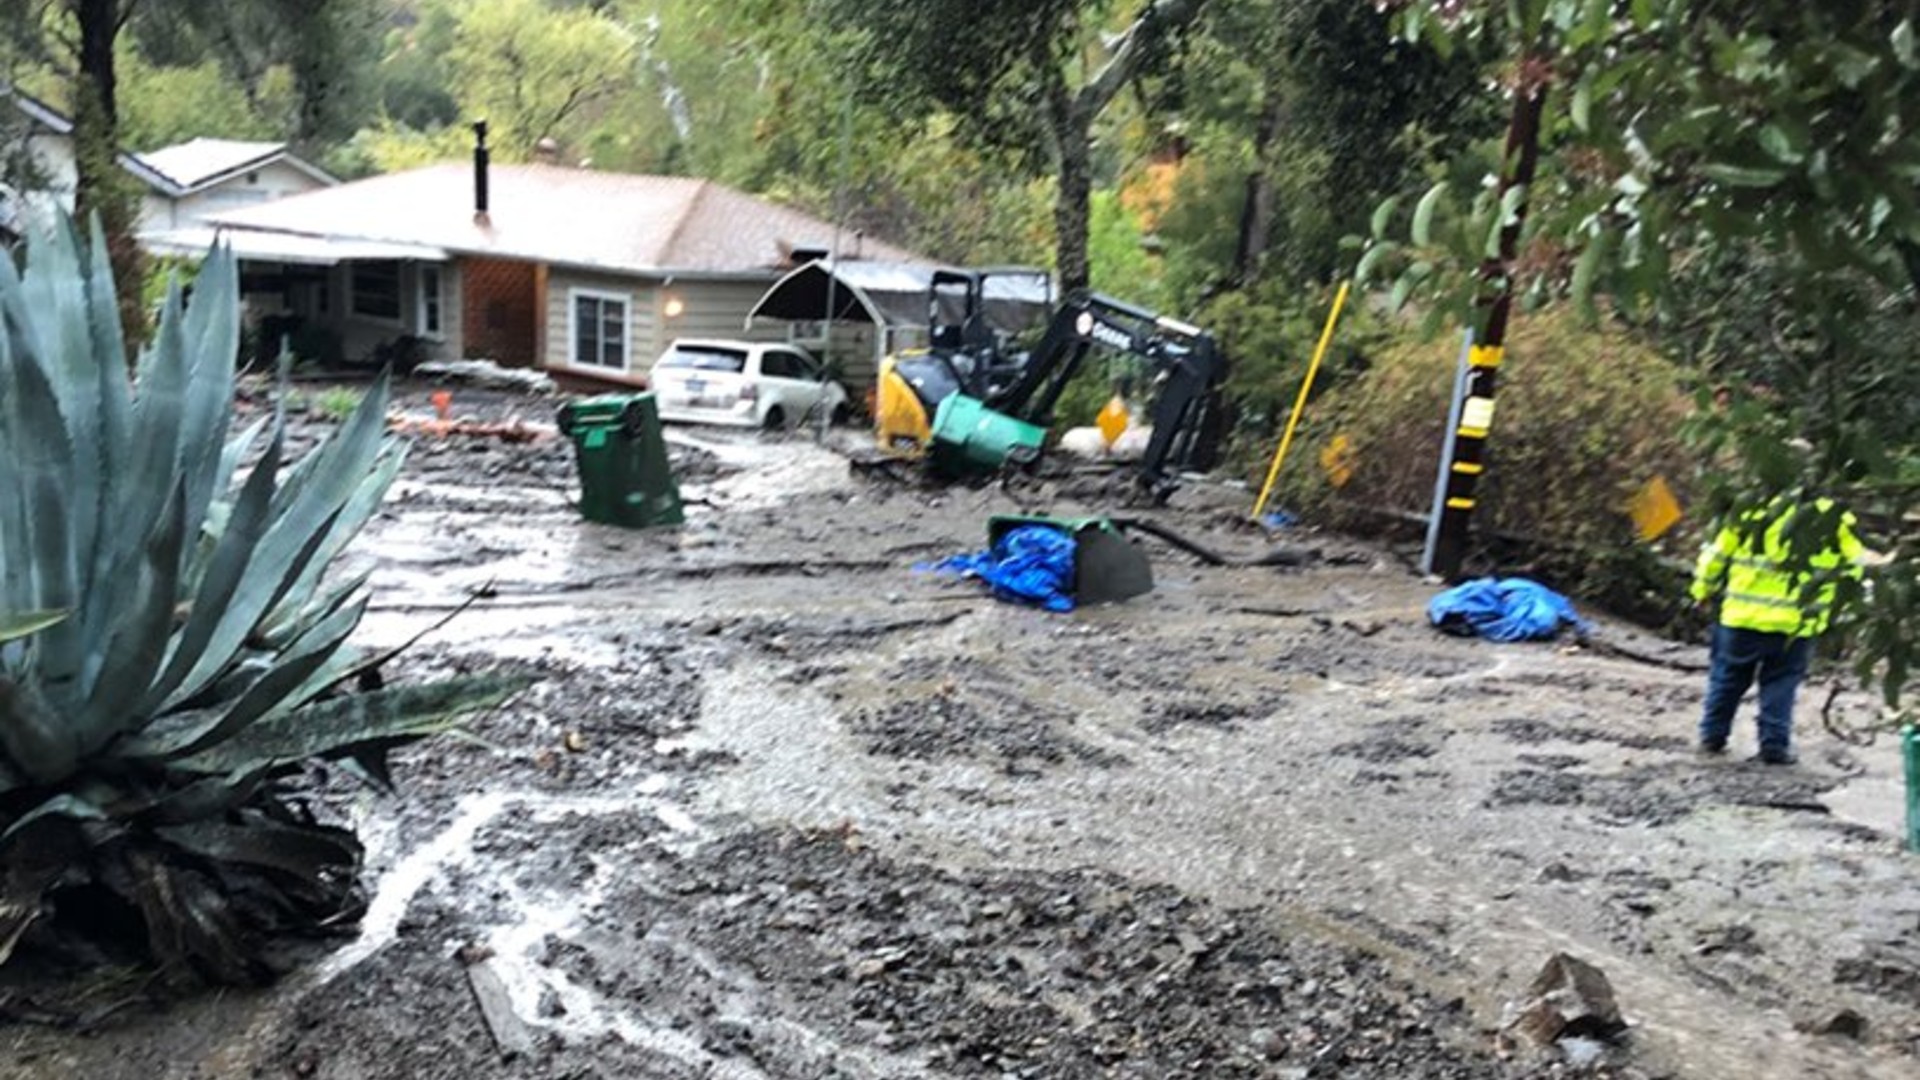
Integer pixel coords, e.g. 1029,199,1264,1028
924,525,1077,612
1428,577,1590,642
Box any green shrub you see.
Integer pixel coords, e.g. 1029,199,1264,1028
1274,305,1701,614
313,386,365,422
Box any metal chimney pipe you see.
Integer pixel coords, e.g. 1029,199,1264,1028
472,119,490,218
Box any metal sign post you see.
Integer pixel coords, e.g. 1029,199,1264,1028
1421,329,1475,577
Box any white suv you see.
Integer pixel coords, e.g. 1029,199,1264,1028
649,339,851,429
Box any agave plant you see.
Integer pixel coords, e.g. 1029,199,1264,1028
0,222,523,986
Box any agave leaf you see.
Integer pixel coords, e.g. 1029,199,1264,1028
165,506,347,713
156,819,361,882
6,329,84,710
27,225,107,611
0,324,34,615
136,594,368,762
142,431,283,714
261,568,373,653
263,444,406,636
174,675,530,776
0,610,68,643
146,768,268,825
0,661,78,784
164,382,391,708
76,486,191,750
213,417,269,511
114,281,193,566
270,374,393,524
176,249,240,551
80,225,133,623
78,308,193,705
0,793,105,845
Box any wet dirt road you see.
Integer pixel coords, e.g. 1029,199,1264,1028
4,385,1916,1079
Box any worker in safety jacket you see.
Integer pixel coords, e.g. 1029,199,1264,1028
1689,498,1863,765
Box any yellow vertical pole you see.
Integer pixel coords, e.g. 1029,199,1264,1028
1253,280,1350,521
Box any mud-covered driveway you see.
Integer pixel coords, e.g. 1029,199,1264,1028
5,384,1916,1080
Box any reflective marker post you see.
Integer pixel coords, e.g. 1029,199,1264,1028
1421,330,1474,577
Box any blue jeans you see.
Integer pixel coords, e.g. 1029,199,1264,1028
1699,625,1813,754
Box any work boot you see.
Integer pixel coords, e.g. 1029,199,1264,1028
1752,747,1798,766
1695,740,1727,757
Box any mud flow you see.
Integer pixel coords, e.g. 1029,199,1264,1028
3,383,1916,1080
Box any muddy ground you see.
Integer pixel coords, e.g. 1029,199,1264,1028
3,381,1917,1080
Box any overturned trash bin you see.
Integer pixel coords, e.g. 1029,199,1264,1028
928,393,1048,476
924,516,1154,611
989,516,1154,606
558,394,684,528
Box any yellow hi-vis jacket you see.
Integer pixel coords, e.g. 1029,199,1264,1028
1689,500,1864,637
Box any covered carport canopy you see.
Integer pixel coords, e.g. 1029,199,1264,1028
748,259,937,331
746,258,1053,337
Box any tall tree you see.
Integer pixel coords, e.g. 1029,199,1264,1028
445,0,637,157
822,0,1207,292
132,0,384,149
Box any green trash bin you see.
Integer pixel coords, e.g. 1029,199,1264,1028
557,393,684,528
1904,725,1919,855
987,515,1155,606
929,393,1048,475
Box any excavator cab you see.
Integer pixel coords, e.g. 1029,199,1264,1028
875,266,1050,453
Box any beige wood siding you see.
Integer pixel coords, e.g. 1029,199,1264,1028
543,272,796,386
543,269,656,385
654,278,789,359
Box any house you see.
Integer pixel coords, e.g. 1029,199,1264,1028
156,151,927,386
136,138,337,230
2,87,177,235
2,88,333,238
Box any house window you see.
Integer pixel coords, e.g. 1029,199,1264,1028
570,289,629,371
350,261,402,321
418,264,443,337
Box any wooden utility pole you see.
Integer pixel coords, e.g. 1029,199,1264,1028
1428,55,1549,579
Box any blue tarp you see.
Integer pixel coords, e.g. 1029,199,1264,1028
924,525,1077,612
1428,577,1589,642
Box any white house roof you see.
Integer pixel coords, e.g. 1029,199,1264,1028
139,138,336,192
205,162,925,277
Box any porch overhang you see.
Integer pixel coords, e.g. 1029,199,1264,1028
139,226,449,267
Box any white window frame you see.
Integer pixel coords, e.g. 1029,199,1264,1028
417,264,444,339
567,287,631,372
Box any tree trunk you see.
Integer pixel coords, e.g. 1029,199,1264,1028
1053,117,1094,295
70,0,146,356
1232,87,1285,285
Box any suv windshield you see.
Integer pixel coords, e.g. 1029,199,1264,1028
658,344,748,372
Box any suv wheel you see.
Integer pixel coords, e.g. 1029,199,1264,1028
762,404,787,431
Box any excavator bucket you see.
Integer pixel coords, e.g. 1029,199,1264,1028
987,515,1155,605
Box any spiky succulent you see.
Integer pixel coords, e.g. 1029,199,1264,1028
0,223,523,985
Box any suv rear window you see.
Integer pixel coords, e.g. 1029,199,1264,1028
657,344,748,372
